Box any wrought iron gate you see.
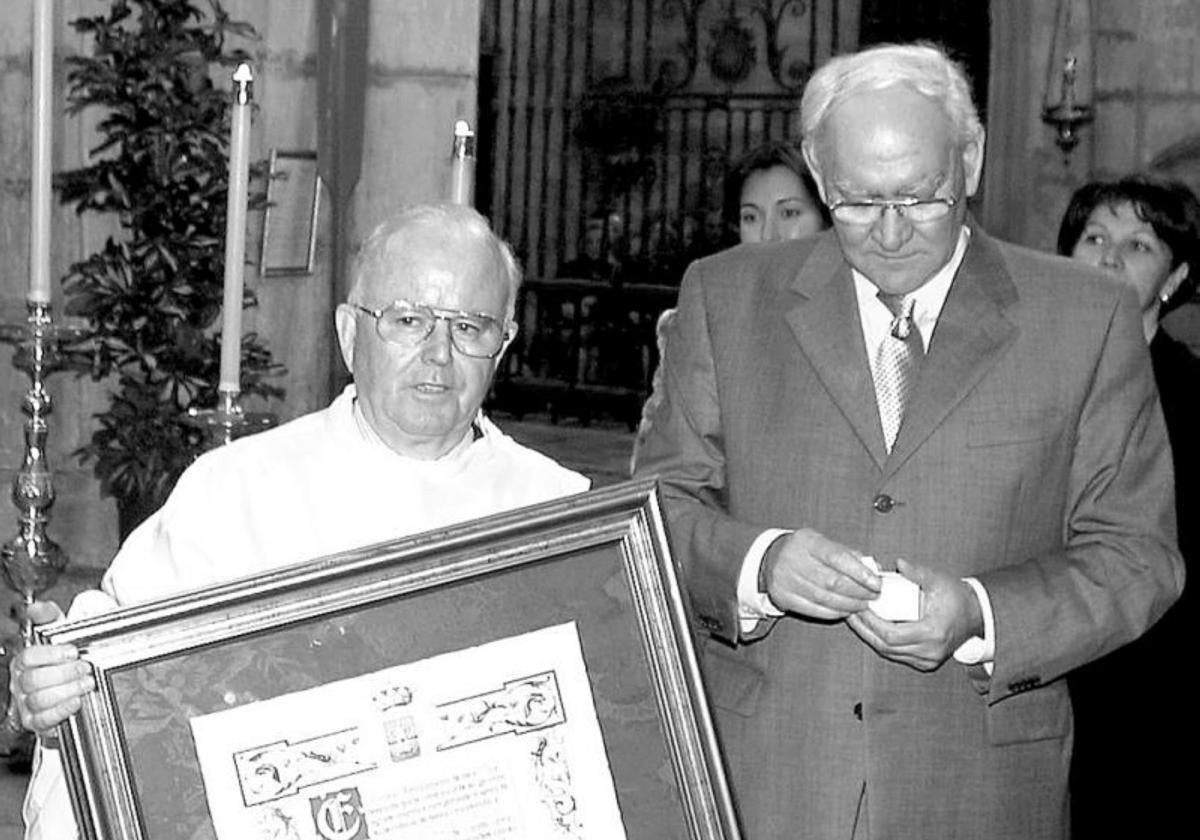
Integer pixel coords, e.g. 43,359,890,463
478,0,990,426
479,0,860,283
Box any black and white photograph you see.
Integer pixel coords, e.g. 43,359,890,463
2,2,1196,839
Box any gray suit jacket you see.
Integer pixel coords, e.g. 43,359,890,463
635,226,1184,839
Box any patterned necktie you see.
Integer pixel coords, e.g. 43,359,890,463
873,292,923,452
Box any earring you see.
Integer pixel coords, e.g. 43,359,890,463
1160,292,1172,304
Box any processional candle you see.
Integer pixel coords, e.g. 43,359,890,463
28,0,54,304
450,119,476,206
219,63,254,395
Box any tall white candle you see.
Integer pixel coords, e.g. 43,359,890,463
29,0,53,304
450,119,476,206
219,63,253,395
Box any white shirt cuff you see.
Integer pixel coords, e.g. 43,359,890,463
953,576,995,672
737,528,789,633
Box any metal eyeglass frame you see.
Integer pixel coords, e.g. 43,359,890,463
826,194,959,225
350,301,514,359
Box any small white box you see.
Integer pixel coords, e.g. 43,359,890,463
861,557,922,622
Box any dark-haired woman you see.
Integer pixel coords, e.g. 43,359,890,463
724,141,832,244
1058,174,1199,839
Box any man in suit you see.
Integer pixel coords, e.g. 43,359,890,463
634,43,1183,839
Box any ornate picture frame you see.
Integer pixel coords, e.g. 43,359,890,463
259,149,320,277
42,480,740,840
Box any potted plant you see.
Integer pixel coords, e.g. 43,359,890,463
57,0,283,537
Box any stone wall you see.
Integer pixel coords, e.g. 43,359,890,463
984,0,1200,252
981,0,1200,349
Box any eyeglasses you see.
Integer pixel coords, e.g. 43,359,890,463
350,300,512,359
826,195,958,226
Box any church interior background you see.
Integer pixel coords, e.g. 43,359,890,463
2,6,1200,814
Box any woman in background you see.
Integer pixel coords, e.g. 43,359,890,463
1057,173,1200,840
631,142,831,469
726,141,831,244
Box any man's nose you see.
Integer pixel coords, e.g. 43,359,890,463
420,318,454,364
874,206,912,250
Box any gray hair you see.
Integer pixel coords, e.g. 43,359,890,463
800,42,983,170
348,203,522,319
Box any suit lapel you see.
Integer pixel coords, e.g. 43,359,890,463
886,227,1019,474
783,234,890,468
780,228,1020,473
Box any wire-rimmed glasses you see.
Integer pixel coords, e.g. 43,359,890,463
826,195,958,226
351,300,513,359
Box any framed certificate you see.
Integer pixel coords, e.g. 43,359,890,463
42,480,741,840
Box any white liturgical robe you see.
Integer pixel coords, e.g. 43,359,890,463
22,385,589,839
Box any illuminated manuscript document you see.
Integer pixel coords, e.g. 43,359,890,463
190,622,627,839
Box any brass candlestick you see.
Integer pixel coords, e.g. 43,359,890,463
0,301,85,763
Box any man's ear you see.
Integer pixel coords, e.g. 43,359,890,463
801,141,830,205
494,322,519,367
334,304,358,373
962,128,987,198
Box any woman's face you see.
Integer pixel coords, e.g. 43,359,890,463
738,165,827,244
1070,201,1188,317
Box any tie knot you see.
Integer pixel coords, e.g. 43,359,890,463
877,292,916,340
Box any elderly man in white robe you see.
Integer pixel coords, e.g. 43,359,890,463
10,202,589,839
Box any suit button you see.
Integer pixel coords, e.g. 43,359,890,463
853,702,863,720
872,494,895,513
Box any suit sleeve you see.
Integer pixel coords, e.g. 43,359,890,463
980,286,1185,703
634,264,766,643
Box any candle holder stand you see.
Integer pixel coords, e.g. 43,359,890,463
181,389,277,453
0,301,87,765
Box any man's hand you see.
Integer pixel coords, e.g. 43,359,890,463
846,558,984,671
762,529,881,620
8,601,95,735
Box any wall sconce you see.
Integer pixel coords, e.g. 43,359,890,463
1042,55,1094,159
1041,0,1094,164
